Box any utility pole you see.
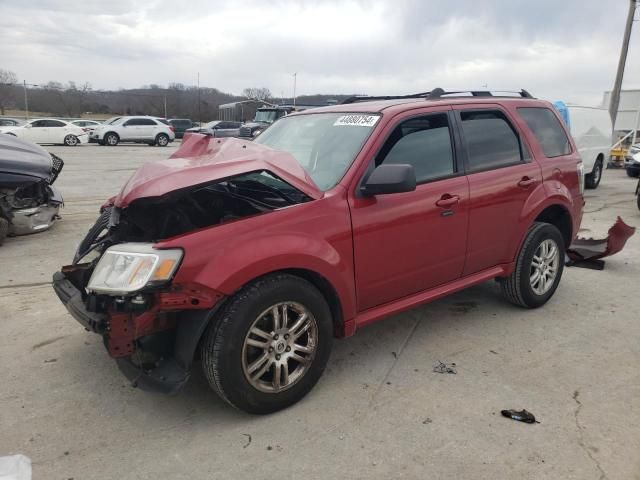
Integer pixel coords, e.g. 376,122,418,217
22,81,39,121
197,72,201,124
23,80,29,121
609,0,637,126
163,95,167,119
292,73,297,107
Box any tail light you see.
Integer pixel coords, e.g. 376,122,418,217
577,162,585,195
82,128,90,132
169,126,175,132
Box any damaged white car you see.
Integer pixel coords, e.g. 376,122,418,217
0,134,64,245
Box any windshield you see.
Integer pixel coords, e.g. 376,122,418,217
203,121,220,129
254,110,279,124
104,117,122,125
254,112,380,190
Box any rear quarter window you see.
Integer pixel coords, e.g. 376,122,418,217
518,107,571,158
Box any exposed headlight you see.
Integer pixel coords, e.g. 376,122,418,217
577,161,585,195
87,243,183,295
252,129,262,137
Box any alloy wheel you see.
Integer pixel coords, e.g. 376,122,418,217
242,302,318,393
530,238,559,295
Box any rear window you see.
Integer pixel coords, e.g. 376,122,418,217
518,107,571,158
460,110,523,172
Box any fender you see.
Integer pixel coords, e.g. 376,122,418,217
510,183,577,265
159,195,357,326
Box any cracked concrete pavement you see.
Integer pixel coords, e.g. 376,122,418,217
1,144,639,479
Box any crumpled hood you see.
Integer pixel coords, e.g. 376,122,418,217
0,133,53,181
114,134,322,207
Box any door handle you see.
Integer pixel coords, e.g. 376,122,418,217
518,176,536,188
436,194,460,208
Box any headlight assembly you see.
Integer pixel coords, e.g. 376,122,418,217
87,243,182,295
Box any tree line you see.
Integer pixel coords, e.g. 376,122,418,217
0,69,351,120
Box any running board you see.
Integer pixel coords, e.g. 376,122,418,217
354,265,510,329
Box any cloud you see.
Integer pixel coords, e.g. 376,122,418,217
0,0,638,105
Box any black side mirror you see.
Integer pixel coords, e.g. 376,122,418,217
361,164,416,196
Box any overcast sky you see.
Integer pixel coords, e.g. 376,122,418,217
1,0,639,105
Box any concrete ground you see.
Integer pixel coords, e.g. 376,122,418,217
1,143,639,480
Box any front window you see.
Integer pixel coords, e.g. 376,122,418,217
254,112,380,190
253,110,279,124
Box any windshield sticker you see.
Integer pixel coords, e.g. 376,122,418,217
334,115,380,127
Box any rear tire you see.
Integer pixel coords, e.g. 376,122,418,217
200,273,333,414
155,133,169,147
501,222,565,308
63,134,79,146
585,159,603,189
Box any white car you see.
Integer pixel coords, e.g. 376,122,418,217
91,116,175,146
0,118,88,146
71,119,102,134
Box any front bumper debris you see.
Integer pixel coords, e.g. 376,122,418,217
52,271,106,333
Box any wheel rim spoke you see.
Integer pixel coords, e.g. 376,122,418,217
530,239,560,295
248,352,270,375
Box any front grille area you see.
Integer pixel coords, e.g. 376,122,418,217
239,126,253,137
49,154,64,184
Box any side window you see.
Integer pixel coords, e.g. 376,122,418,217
46,120,66,127
517,107,571,158
31,120,47,128
123,119,139,126
376,113,455,183
459,110,523,172
139,119,157,126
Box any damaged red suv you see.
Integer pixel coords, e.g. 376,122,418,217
53,89,584,414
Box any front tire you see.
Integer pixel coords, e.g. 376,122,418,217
627,168,640,178
201,273,333,414
104,133,119,146
585,159,603,189
155,133,169,147
501,222,565,308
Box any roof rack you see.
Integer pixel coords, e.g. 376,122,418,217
341,88,534,104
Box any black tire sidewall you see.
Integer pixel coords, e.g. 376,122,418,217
202,275,333,414
585,161,602,189
517,224,565,308
105,133,118,146
156,134,169,146
64,134,78,146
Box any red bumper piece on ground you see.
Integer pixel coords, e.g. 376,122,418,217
568,216,636,263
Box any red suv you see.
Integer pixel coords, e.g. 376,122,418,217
53,89,584,414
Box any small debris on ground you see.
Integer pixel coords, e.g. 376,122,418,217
241,434,251,449
489,350,498,355
391,351,397,358
433,361,457,374
501,409,539,424
422,418,432,424
44,358,57,363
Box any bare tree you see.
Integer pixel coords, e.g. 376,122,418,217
242,87,272,102
0,69,18,115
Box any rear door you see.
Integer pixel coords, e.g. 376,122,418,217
350,108,470,311
45,119,68,143
137,118,158,139
452,105,542,275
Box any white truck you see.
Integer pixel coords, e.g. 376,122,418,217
554,102,612,189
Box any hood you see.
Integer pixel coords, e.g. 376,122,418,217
113,134,322,207
0,134,53,181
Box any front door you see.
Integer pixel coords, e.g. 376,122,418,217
25,120,49,143
350,109,470,311
452,105,542,275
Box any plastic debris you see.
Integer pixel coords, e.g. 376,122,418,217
0,454,32,480
501,409,539,424
568,217,636,269
433,361,457,374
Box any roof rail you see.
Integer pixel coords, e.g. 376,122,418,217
341,88,535,104
427,88,535,99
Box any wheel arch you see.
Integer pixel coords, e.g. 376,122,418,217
104,131,119,140
533,203,573,248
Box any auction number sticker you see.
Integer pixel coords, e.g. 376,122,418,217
334,114,380,127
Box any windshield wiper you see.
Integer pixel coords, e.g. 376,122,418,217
229,179,298,205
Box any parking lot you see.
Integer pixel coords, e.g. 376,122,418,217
1,143,639,479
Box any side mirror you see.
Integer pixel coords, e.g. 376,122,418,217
361,164,416,196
